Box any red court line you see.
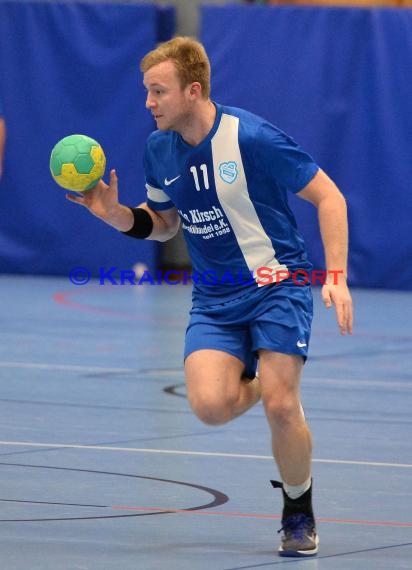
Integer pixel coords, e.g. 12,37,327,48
53,289,183,325
111,506,412,527
53,290,137,319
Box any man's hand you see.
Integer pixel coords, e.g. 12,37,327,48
65,169,134,232
66,169,119,221
321,279,353,335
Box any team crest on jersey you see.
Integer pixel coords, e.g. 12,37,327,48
219,161,238,184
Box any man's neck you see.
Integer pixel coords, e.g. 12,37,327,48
180,100,216,147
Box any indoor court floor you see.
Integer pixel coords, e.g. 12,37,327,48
0,274,411,569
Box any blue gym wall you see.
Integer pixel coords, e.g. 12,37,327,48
0,3,411,290
0,2,175,277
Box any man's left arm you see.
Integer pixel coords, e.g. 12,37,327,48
297,168,353,335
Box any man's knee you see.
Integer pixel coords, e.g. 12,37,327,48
263,394,303,427
185,350,246,426
188,393,236,426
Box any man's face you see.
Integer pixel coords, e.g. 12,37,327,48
143,60,192,132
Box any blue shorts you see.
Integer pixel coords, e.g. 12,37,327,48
184,281,313,378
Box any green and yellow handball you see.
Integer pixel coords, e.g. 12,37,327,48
50,134,106,192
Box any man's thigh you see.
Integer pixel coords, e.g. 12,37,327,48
184,348,245,407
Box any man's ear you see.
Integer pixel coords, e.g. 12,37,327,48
189,82,202,98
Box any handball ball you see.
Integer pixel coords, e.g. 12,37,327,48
50,134,106,192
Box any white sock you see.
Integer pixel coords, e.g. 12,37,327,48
283,477,312,500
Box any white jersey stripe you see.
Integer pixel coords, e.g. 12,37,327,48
146,183,171,205
211,113,288,283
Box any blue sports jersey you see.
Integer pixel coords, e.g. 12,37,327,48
144,103,319,305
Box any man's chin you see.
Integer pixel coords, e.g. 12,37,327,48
155,116,174,131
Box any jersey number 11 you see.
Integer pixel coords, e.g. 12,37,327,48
190,164,210,191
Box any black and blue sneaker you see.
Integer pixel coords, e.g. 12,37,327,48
278,512,319,557
271,479,319,557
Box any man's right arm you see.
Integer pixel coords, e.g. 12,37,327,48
134,203,180,242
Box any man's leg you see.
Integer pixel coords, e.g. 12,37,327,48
185,349,260,426
259,350,311,484
258,350,318,557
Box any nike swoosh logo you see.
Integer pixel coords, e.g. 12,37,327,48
297,341,307,348
164,175,181,186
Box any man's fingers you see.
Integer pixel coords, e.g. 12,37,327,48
334,299,353,335
336,303,346,334
322,284,353,335
342,302,353,335
65,192,84,205
109,169,117,187
322,288,333,309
